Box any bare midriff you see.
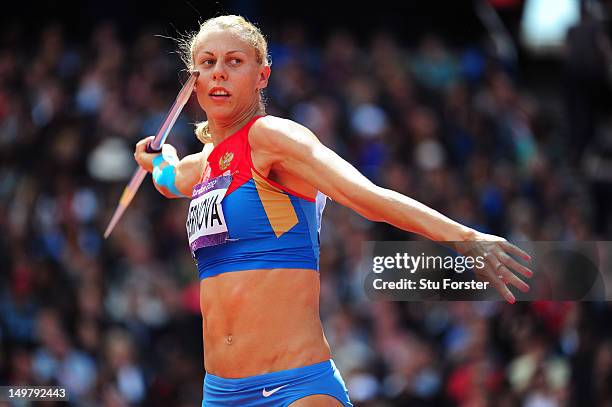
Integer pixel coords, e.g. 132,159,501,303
200,267,332,378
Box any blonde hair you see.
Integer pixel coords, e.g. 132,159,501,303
178,15,270,144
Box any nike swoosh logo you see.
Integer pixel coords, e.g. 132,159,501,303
262,384,288,397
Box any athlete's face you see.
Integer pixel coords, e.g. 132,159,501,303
192,30,270,121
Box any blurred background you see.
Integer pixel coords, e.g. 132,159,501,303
1,0,612,405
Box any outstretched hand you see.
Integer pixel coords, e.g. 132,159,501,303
454,233,533,304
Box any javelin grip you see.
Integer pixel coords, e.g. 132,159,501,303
104,71,198,239
146,140,162,154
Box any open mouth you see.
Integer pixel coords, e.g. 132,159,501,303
209,88,231,99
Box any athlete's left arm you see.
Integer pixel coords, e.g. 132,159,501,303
253,116,473,241
252,116,533,303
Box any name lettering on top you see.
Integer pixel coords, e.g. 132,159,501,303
186,194,224,238
186,174,232,254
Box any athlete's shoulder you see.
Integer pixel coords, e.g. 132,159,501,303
251,115,293,138
250,115,319,155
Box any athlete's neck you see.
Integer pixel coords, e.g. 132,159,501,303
208,103,265,146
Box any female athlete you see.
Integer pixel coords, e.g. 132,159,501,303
133,15,532,407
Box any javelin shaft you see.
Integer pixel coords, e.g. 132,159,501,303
103,169,147,239
149,72,199,152
103,71,199,239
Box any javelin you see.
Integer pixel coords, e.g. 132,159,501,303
103,71,199,239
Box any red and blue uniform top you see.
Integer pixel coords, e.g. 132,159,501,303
185,115,327,279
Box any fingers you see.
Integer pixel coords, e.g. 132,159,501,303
486,268,516,304
498,252,533,278
486,251,531,303
133,136,158,173
136,136,153,147
495,243,533,295
481,251,519,304
468,238,534,304
135,136,155,153
500,241,531,261
497,264,530,292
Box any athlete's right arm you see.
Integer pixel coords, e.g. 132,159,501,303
134,136,212,198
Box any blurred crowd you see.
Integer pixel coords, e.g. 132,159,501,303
1,12,612,407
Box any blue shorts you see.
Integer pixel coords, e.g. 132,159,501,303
202,359,353,406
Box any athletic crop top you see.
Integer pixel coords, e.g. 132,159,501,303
185,115,327,279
